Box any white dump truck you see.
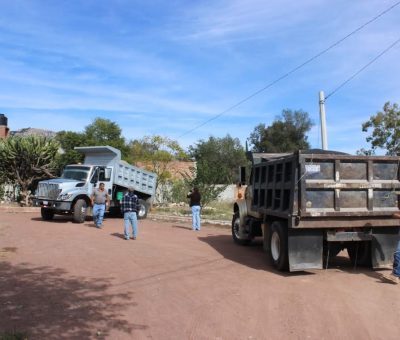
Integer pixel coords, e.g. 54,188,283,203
34,146,157,222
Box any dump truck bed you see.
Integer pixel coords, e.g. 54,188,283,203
75,146,156,197
251,150,400,227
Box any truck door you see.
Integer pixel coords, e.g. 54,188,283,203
90,166,113,200
98,167,113,198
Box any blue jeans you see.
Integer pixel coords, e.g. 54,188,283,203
393,240,400,277
93,204,105,228
124,211,138,239
191,205,201,230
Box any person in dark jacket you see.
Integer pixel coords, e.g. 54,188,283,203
187,187,201,231
121,187,139,240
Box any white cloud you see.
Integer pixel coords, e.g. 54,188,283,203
1,0,399,152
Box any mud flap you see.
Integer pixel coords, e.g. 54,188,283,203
288,229,323,271
371,227,400,268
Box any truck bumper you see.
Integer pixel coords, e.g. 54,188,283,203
33,199,72,212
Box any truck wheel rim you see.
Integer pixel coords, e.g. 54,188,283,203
233,217,241,239
271,232,281,261
138,205,145,217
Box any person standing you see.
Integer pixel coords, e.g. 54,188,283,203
91,182,110,229
121,187,139,240
385,239,400,284
187,187,201,231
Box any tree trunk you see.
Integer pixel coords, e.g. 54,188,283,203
18,184,30,207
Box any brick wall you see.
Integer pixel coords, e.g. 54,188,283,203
0,125,9,139
136,160,196,180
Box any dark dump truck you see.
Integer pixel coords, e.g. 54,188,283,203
232,150,400,271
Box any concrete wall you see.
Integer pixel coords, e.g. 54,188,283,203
0,183,19,203
155,184,242,204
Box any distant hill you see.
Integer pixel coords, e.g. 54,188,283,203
10,128,56,138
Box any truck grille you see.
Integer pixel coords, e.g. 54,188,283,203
36,183,61,200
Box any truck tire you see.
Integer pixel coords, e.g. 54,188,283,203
137,199,148,219
73,199,87,223
347,242,372,267
41,207,54,221
232,211,251,246
268,221,289,271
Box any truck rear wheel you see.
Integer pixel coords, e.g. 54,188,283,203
347,242,372,267
73,199,87,223
268,221,289,271
41,207,54,221
137,199,148,219
232,211,251,246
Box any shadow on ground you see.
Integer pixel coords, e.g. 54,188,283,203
0,262,147,339
171,224,192,231
198,234,393,280
111,232,126,240
198,234,285,273
31,216,72,224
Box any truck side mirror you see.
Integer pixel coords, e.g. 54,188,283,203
239,166,246,185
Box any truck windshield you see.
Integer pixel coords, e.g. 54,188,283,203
61,166,91,181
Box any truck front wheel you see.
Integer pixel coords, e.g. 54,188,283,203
41,207,54,221
137,199,148,219
268,221,289,271
232,211,251,246
73,199,87,223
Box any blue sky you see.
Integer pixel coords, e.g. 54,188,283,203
0,0,399,153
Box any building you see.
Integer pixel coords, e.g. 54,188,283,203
0,113,9,139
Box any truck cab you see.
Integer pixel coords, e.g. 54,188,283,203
34,146,157,223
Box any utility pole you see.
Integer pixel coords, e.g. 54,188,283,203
319,91,328,150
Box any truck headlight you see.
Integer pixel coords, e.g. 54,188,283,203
58,193,72,201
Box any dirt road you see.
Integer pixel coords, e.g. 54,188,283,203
0,212,399,339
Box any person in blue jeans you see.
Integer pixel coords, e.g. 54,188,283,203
121,187,139,240
187,187,201,231
386,240,400,284
91,183,110,228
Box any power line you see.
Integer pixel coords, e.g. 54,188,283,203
178,1,400,137
325,37,400,99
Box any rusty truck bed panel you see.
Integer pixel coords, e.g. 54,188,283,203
251,151,400,226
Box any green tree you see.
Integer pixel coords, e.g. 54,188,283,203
185,135,247,206
248,109,313,152
188,135,247,184
361,102,400,155
84,118,128,158
128,135,187,192
181,165,226,208
54,117,130,172
0,136,59,206
55,131,86,174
